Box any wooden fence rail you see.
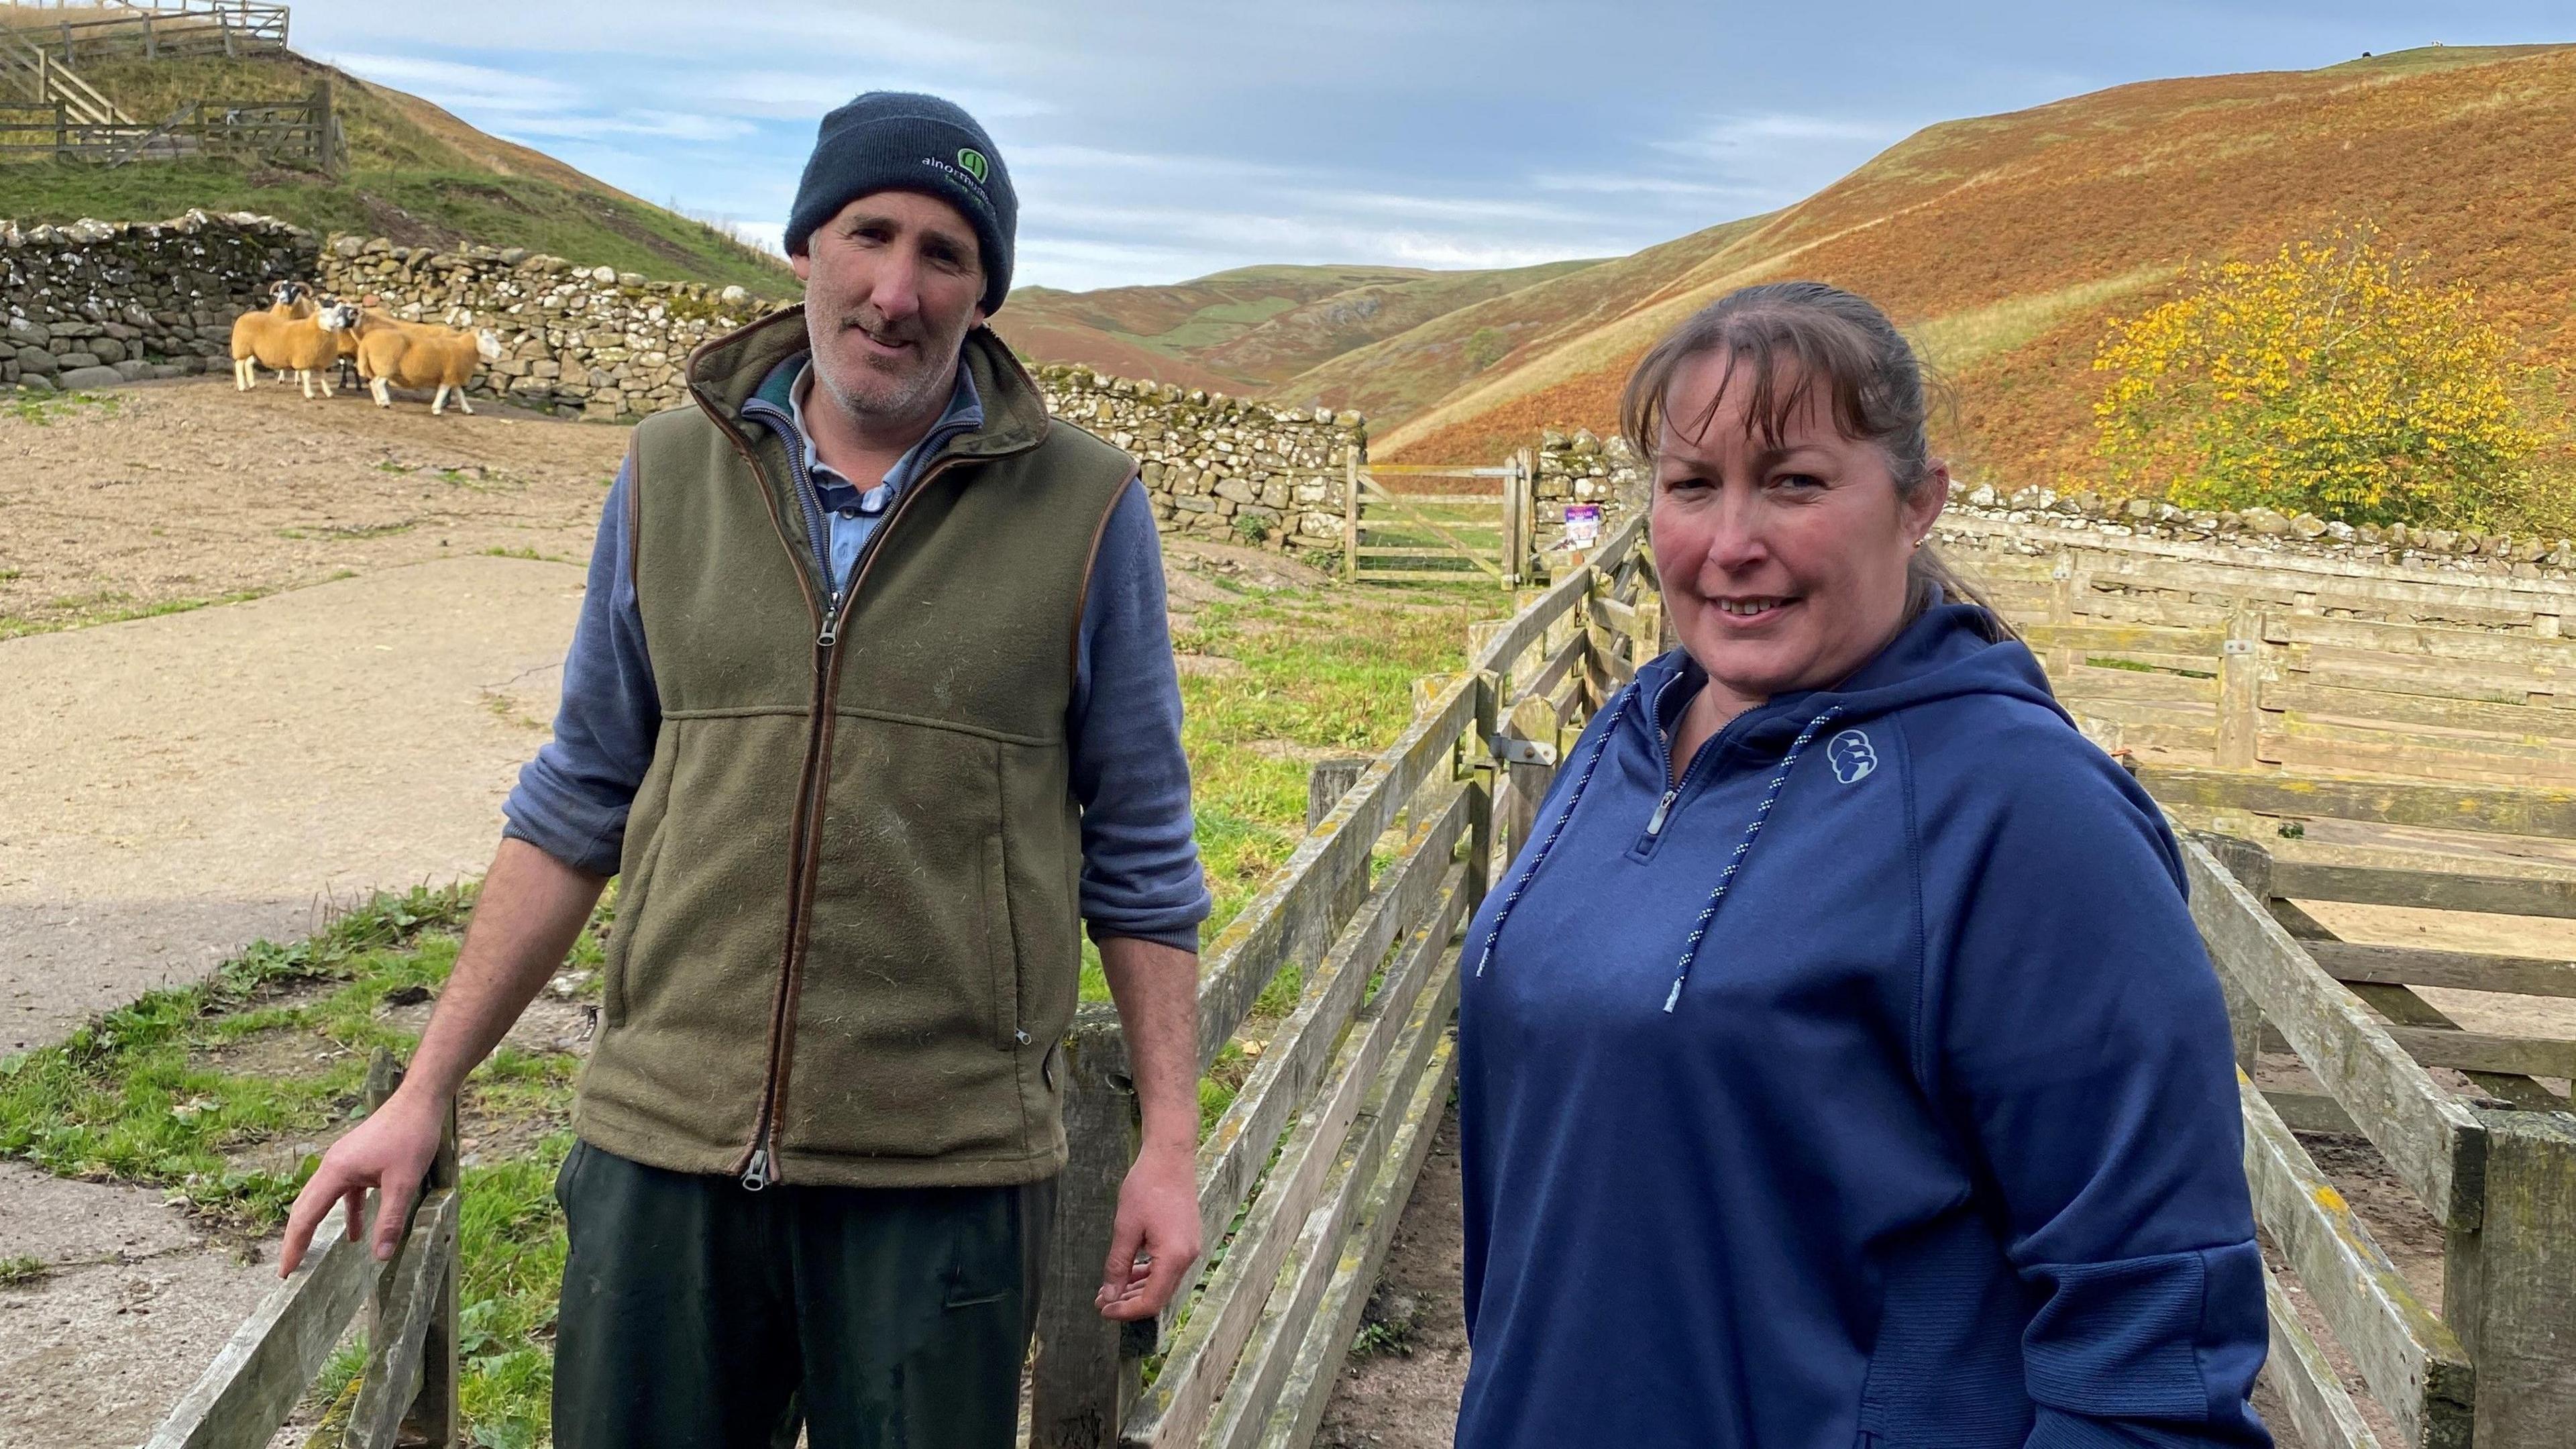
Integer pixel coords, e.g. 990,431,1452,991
144,1051,460,1449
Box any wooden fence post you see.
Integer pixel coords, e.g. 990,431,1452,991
1470,673,1498,905
2446,1109,2576,1446
1341,447,1358,584
2216,601,2263,769
1030,1020,1140,1449
1514,448,1536,588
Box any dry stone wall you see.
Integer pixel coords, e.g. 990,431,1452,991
1,211,314,392
1939,479,2576,580
314,233,790,421
1033,364,1364,552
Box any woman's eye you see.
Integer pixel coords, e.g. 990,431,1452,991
1771,473,1825,493
1662,474,1713,494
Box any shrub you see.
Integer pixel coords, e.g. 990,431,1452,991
2091,227,2538,527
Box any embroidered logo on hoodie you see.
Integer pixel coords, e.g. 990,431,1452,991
1827,729,1878,784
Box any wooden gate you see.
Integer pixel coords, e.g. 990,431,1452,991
1339,451,1536,587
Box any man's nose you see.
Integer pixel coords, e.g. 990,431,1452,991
864,249,925,324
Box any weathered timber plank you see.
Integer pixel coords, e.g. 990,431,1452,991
2239,1077,2476,1448
1508,629,1587,712
1191,814,1466,1283
343,1187,460,1449
2021,621,2226,657
2066,710,2217,755
2264,716,2576,786
2144,766,2576,841
2271,860,2576,919
143,1197,384,1449
2181,833,2484,1227
2264,679,2576,739
2265,1089,2361,1135
2282,649,2574,708
1125,871,1462,1448
1584,622,1638,686
2056,665,2222,705
1183,674,1477,1075
2445,1110,2576,1448
2383,1026,2576,1079
2307,941,2576,999
1253,1018,1459,1449
1201,948,1461,1449
1593,594,1641,639
2345,979,2568,1112
2269,612,2576,671
2260,1263,2384,1449
1944,521,2576,617
1030,1052,1142,1448
1468,515,1644,678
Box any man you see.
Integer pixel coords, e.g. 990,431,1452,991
280,93,1212,1448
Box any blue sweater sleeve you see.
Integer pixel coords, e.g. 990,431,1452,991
501,457,659,876
1070,480,1212,951
1929,727,2271,1448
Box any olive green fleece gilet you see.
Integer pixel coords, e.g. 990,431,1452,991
572,311,1136,1188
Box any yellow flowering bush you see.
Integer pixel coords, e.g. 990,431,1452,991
2092,229,2538,526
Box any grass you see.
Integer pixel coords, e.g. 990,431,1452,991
7,388,123,425
0,881,598,1444
0,587,275,642
0,1254,48,1286
0,574,1495,1441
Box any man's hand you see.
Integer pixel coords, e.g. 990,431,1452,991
277,1086,445,1275
274,837,605,1278
1095,1140,1201,1320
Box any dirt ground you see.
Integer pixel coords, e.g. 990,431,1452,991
0,377,625,641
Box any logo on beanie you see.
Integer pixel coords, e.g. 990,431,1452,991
957,148,989,184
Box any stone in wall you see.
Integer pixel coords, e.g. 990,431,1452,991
0,210,315,392
1532,426,1645,551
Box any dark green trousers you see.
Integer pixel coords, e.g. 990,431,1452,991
552,1141,1055,1449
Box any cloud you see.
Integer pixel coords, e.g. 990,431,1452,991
503,111,758,144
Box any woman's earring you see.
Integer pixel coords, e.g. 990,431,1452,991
1912,534,1928,549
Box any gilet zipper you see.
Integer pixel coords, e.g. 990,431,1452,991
702,386,978,1189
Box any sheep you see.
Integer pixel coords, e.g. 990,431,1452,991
262,302,360,398
353,316,503,415
229,281,319,390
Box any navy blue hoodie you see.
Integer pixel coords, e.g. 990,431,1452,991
1455,600,2269,1449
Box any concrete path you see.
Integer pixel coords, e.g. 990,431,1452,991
0,555,583,1055
0,555,582,1448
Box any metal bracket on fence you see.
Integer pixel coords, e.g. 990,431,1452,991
2223,639,2256,655
1487,733,1556,767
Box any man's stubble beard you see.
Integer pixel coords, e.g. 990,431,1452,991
806,308,969,431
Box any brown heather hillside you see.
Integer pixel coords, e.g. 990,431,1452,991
1375,43,2576,482
992,258,1599,394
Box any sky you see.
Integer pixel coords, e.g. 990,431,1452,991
290,1,2572,293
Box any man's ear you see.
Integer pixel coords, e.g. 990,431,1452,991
792,251,812,282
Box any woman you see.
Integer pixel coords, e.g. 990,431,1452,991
1453,282,2269,1448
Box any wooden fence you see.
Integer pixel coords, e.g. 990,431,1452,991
2189,830,2576,1448
1031,512,1653,1447
0,84,334,165
1,0,290,62
144,1051,462,1449
1339,453,1540,588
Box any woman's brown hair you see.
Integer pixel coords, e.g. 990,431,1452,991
1617,280,2014,639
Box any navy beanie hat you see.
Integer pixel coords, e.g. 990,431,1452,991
784,92,1016,317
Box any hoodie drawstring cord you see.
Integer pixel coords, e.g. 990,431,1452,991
1660,706,1844,1013
1474,684,1635,978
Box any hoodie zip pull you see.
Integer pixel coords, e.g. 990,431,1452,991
818,588,843,648
1644,787,1680,837
741,1146,773,1191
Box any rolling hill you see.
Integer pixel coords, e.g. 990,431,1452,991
994,42,2576,500
1358,42,2576,482
0,38,798,293
991,258,1601,392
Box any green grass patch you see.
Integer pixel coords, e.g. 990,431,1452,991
5,389,123,425
0,1253,48,1286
